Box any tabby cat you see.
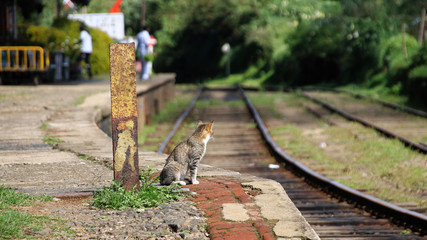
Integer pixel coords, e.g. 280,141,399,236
160,120,214,185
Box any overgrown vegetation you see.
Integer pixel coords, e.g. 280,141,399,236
14,0,427,106
6,10,113,79
120,0,427,107
0,186,53,209
248,91,427,208
92,167,182,210
25,18,113,78
0,186,73,239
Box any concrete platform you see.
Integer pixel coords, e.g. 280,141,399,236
0,75,319,239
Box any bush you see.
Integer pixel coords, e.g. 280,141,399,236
265,17,346,87
24,18,113,77
402,47,427,104
88,28,114,75
409,65,427,79
26,23,80,64
378,33,418,70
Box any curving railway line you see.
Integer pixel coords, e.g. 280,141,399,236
301,90,427,154
158,86,426,239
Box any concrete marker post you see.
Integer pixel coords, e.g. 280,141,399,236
109,43,140,191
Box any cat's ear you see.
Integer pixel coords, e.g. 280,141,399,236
197,120,203,127
208,120,214,130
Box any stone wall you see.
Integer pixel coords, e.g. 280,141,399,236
136,73,175,129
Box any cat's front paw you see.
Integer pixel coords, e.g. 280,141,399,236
192,180,199,185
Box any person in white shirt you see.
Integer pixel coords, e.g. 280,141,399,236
78,23,93,79
136,25,151,80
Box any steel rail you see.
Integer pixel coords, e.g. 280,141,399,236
300,92,427,154
302,87,427,118
238,85,427,235
157,85,204,153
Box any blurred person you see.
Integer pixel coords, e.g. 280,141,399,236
147,34,157,77
78,23,93,79
136,25,151,80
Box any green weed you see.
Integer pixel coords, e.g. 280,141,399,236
79,155,89,160
74,96,86,106
0,186,72,239
43,136,62,146
204,66,273,89
40,123,49,131
92,167,183,210
0,185,52,209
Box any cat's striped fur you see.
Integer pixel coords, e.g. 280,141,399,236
160,120,214,185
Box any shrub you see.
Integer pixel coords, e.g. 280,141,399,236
24,18,113,77
378,33,418,70
403,47,427,104
88,27,114,75
409,65,427,79
266,17,346,86
26,24,80,64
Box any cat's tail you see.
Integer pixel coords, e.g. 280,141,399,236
159,168,184,185
159,169,171,185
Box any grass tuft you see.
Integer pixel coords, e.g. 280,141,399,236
43,135,62,146
92,167,183,210
0,186,72,239
0,185,52,209
73,96,86,106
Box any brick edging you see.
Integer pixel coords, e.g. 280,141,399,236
187,177,275,240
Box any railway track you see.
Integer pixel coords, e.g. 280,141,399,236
159,87,426,239
301,90,427,154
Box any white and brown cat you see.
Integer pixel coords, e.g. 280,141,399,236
160,120,214,185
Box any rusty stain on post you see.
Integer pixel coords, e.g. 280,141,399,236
110,43,139,191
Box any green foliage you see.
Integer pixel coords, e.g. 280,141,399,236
40,123,49,131
206,62,273,89
26,20,80,62
266,14,393,87
402,47,427,105
144,53,155,62
92,167,182,210
87,27,114,75
0,185,52,209
151,0,264,82
149,0,345,83
409,65,427,78
74,96,86,106
121,0,143,36
86,0,117,13
117,0,427,109
0,186,67,239
52,18,113,75
0,210,68,240
43,135,62,146
23,18,113,76
378,33,418,70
